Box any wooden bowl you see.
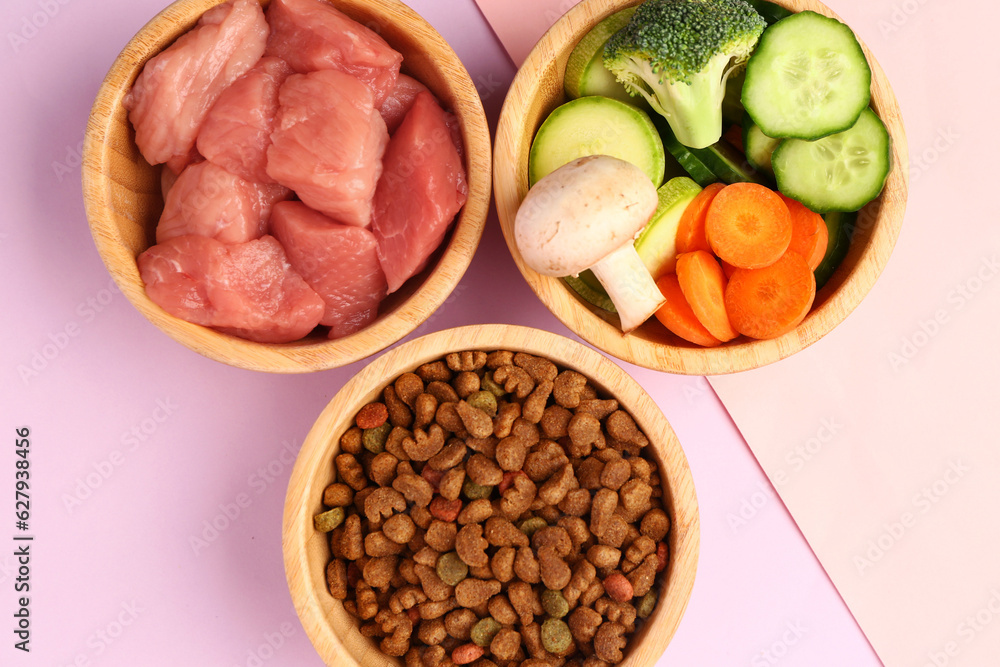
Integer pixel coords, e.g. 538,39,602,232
283,324,700,666
82,0,491,373
494,0,908,375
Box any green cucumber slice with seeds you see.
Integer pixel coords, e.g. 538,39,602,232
742,113,782,176
564,8,640,106
772,107,890,212
635,177,703,279
743,11,872,140
528,96,665,187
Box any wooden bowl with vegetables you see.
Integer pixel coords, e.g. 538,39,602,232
83,0,491,373
283,324,699,666
494,0,907,375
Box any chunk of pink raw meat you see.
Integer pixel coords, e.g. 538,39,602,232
138,235,324,343
372,91,468,293
269,201,388,338
197,56,293,184
266,70,388,227
264,0,401,106
379,74,429,134
156,161,290,244
124,0,269,166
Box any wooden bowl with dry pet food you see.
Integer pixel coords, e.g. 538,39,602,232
283,324,699,666
82,0,490,372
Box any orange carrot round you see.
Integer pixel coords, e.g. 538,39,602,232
654,274,722,347
676,250,738,342
676,182,725,254
724,251,816,339
779,194,828,271
706,183,792,269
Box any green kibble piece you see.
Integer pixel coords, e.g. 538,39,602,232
636,591,657,619
481,372,507,398
313,507,345,533
436,551,469,586
541,589,569,618
470,618,502,647
518,517,548,537
362,423,391,454
540,618,573,654
467,390,498,416
463,479,493,500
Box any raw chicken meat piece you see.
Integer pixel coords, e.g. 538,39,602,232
124,0,269,166
264,0,402,106
197,56,293,184
138,235,324,343
269,201,387,338
372,91,468,293
156,161,289,245
378,74,429,134
266,70,388,227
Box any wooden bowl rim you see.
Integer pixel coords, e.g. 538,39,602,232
82,0,492,374
282,324,700,667
493,0,908,376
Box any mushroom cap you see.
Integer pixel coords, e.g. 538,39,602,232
514,155,659,277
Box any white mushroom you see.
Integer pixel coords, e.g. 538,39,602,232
514,155,665,333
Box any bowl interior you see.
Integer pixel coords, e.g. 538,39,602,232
283,324,700,667
493,0,908,375
82,0,491,373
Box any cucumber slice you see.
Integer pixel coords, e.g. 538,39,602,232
721,69,746,128
565,8,640,106
656,119,716,186
528,96,665,186
742,114,782,176
564,273,617,313
814,210,856,289
772,108,890,212
635,177,703,279
744,0,794,25
655,116,767,186
743,11,872,140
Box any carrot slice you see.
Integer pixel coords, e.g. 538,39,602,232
720,259,739,279
676,182,725,254
724,251,816,339
779,194,828,271
706,182,792,269
676,251,739,342
654,274,722,347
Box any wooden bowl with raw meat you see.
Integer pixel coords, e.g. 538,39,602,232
83,0,490,372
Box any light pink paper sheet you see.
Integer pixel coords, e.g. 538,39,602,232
472,0,583,64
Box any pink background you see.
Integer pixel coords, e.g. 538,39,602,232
0,0,935,664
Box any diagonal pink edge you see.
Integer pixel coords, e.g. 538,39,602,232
471,0,582,66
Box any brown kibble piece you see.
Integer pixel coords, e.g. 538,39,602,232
404,424,447,461
587,545,622,570
455,578,501,608
532,526,572,557
627,554,658,597
417,361,452,382
640,508,671,542
538,463,577,507
600,459,632,491
395,373,424,408
365,487,407,524
493,402,521,438
590,488,618,539
455,524,489,568
418,597,459,620
370,452,400,488
445,609,478,641
415,563,454,601
538,546,571,590
356,581,379,619
456,401,494,439
514,352,558,383
521,380,554,424
618,479,653,513
384,385,413,429
523,440,568,483
425,520,458,553
341,514,364,560
418,617,448,645
552,370,587,408
336,453,368,491
364,556,399,589
567,606,602,643
326,559,347,599
563,558,597,606
558,517,591,553
566,413,602,458
491,546,516,583
508,581,538,626
593,623,627,663
558,488,591,517
539,405,573,439
394,473,434,508
447,351,488,372
457,498,493,525
467,453,503,486
453,371,481,399
340,426,363,455
438,467,466,501
384,514,417,545
493,365,534,399
576,457,605,490
414,393,438,430
427,380,460,405
606,410,649,448
495,435,529,472
366,531,407,557
489,628,522,661
428,439,467,471
499,472,536,521
485,517,529,548
323,483,354,507
575,399,618,420
514,545,541,584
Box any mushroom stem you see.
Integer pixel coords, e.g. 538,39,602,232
589,242,665,333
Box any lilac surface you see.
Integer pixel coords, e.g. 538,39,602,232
1,0,879,664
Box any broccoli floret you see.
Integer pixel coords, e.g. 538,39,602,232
604,0,765,149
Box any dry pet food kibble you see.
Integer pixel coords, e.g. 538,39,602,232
315,349,672,665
